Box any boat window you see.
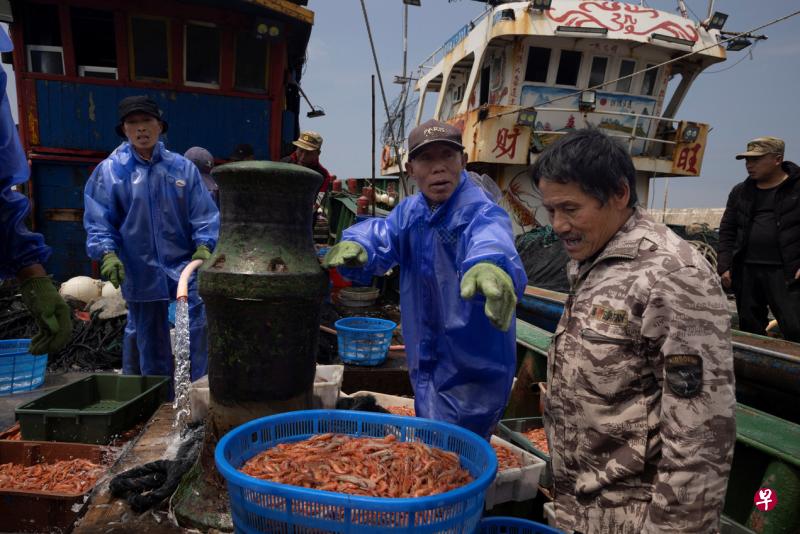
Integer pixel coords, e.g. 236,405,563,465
641,64,658,96
453,83,465,103
235,33,269,93
524,46,550,83
588,57,608,89
418,74,441,122
23,3,64,75
131,17,170,82
555,50,581,86
185,23,220,88
615,59,636,93
72,8,117,79
479,66,490,105
442,53,473,120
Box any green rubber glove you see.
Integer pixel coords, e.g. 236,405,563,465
20,277,73,355
192,245,212,261
460,262,517,332
321,241,368,269
101,251,125,289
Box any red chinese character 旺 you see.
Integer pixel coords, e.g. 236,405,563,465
492,127,521,159
676,143,702,174
753,487,777,512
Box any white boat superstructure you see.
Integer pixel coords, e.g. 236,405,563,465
390,0,731,233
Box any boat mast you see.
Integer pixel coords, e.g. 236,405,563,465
677,0,689,18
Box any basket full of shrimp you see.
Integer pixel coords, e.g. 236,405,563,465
215,409,497,533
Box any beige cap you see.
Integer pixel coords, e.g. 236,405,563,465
735,136,785,159
293,131,323,151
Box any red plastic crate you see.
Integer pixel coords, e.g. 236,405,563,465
0,440,114,532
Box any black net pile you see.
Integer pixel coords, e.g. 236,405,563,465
0,280,37,339
47,309,125,372
667,223,720,271
515,226,570,293
0,280,124,371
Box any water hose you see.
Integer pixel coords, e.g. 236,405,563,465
177,259,204,301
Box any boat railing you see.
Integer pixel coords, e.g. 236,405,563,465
418,8,492,72
529,106,683,158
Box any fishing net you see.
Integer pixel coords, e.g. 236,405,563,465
667,223,720,271
515,226,570,293
0,280,125,371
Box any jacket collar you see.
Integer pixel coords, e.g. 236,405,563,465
419,170,469,223
742,160,800,191
127,141,165,165
569,208,653,283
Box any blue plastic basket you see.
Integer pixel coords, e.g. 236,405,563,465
480,517,564,533
0,339,47,396
216,409,497,533
335,317,396,366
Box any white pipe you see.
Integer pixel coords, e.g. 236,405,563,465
177,259,204,301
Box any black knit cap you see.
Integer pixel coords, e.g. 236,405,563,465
116,95,168,137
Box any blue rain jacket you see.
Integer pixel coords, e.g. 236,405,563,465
341,171,527,439
0,27,51,279
83,142,219,302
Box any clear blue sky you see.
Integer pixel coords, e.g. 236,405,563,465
300,0,800,208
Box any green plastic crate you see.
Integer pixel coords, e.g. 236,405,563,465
498,416,552,487
15,374,169,444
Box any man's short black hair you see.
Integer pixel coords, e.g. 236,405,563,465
529,128,638,207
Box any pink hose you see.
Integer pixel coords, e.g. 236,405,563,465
177,259,204,301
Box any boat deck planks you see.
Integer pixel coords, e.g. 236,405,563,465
74,403,185,533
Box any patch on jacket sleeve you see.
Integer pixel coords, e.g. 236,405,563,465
665,354,703,398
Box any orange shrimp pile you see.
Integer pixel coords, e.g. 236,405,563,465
492,444,522,470
523,428,549,454
381,407,521,471
240,433,472,498
386,405,415,417
0,459,104,494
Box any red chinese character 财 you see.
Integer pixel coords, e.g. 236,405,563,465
492,127,521,159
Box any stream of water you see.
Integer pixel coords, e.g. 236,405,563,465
172,298,191,436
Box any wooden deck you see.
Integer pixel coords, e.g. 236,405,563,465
74,404,187,533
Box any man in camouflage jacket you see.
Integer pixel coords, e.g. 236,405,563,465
531,129,736,534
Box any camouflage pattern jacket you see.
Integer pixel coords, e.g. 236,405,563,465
544,209,736,534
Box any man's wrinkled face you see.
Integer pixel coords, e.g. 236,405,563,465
297,148,320,166
405,143,467,204
539,178,631,262
122,113,162,154
744,153,782,182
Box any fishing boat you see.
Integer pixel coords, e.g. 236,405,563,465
381,0,754,235
4,0,315,282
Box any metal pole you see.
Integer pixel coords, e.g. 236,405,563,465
400,2,408,144
372,74,376,217
661,177,670,222
359,0,408,196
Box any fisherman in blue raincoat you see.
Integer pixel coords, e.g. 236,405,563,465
323,119,527,439
83,96,219,382
0,26,72,355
